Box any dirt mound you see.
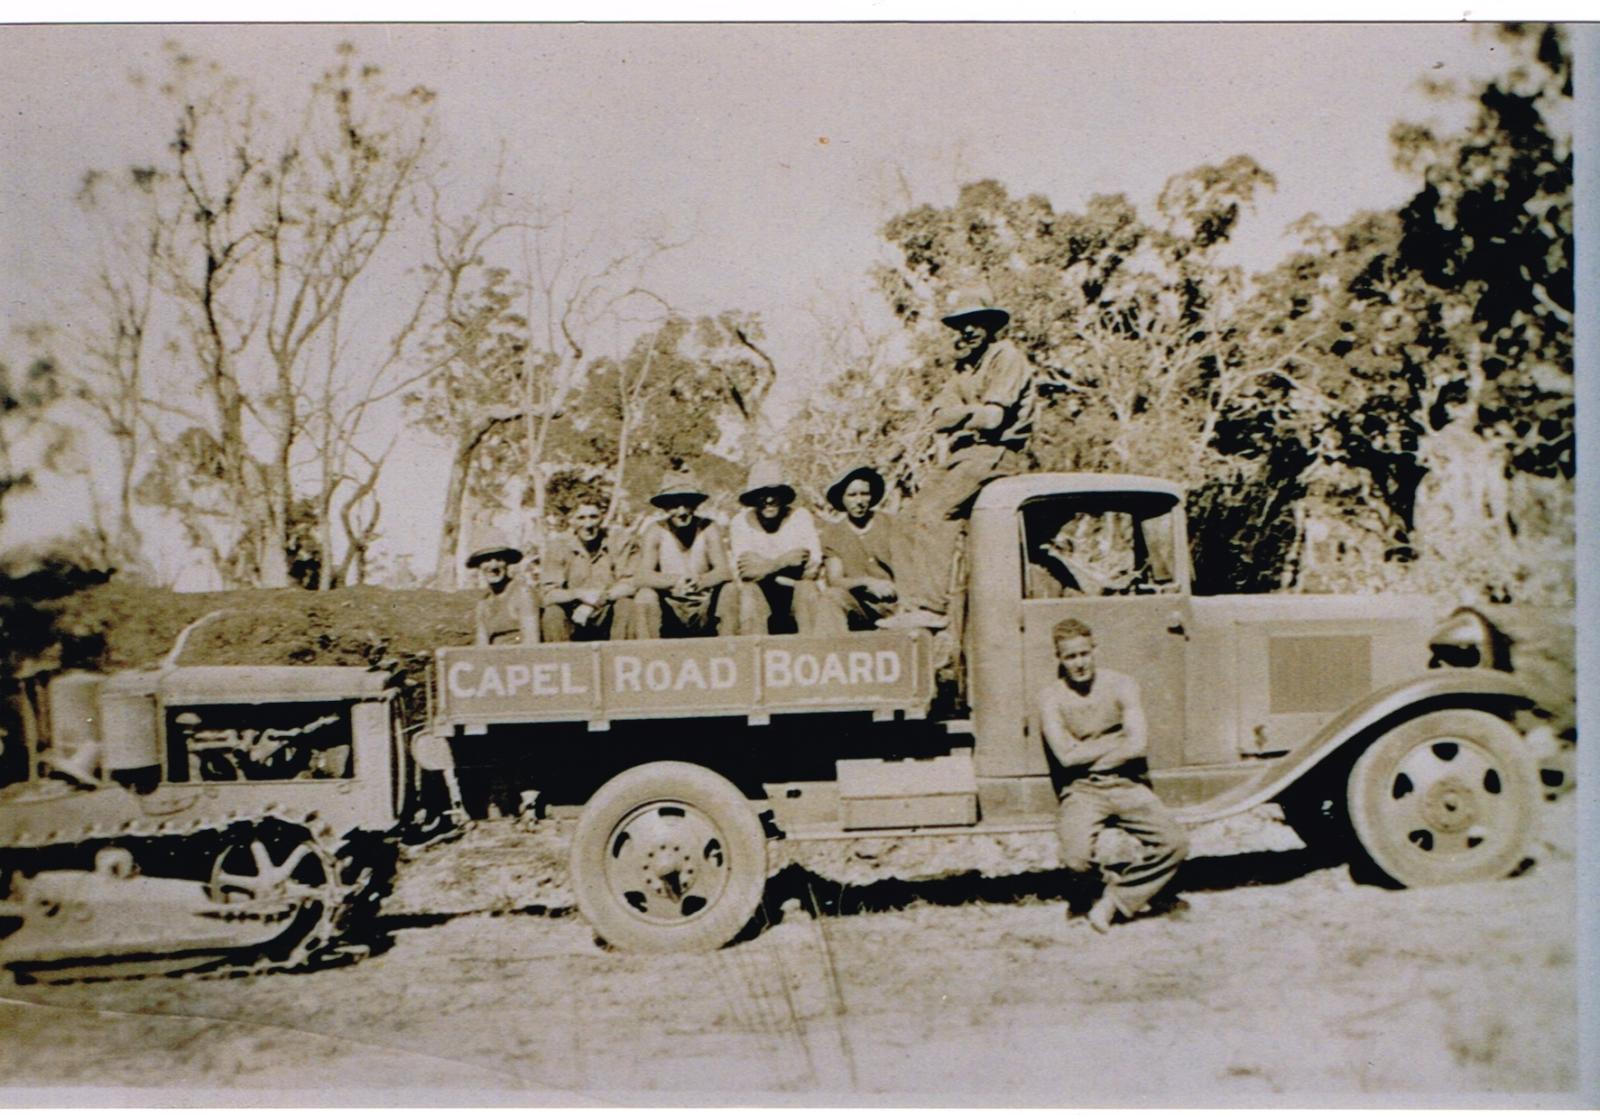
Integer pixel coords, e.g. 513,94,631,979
46,583,473,670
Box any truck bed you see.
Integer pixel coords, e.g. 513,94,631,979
432,630,934,730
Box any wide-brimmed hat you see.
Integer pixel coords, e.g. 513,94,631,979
826,465,886,512
465,536,524,568
650,470,710,510
940,287,1010,332
739,460,796,507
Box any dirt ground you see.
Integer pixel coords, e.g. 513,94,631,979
0,794,1582,1105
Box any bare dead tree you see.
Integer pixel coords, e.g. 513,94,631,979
73,43,440,589
517,208,686,527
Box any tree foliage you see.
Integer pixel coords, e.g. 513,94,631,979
1390,23,1572,480
835,24,1571,601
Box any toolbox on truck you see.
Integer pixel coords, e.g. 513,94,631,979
836,750,979,830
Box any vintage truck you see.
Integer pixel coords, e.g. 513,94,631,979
0,471,1552,972
419,472,1549,954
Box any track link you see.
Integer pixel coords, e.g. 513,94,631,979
1,812,397,985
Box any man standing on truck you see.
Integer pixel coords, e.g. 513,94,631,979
539,502,637,642
1036,617,1188,931
729,460,827,635
820,464,901,631
630,472,737,638
884,289,1037,631
468,537,541,646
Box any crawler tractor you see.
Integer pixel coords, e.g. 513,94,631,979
0,666,408,981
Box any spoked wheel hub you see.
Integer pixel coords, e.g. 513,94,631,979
1348,710,1536,887
571,762,768,953
207,832,340,962
1385,741,1509,852
603,802,730,925
210,839,329,908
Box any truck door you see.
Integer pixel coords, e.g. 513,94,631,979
1016,491,1191,776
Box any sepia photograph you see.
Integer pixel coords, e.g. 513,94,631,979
0,19,1588,1104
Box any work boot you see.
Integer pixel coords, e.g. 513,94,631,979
1086,893,1120,933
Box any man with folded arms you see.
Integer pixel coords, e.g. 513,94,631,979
1036,617,1188,932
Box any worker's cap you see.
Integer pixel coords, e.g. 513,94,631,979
465,537,524,568
940,287,1010,332
826,465,887,512
650,470,710,510
739,459,797,507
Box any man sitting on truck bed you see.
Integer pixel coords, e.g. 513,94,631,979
1036,616,1188,932
630,472,737,638
729,460,827,635
539,502,637,642
468,537,540,646
820,464,901,631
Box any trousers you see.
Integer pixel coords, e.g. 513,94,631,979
541,601,619,642
738,577,828,635
822,585,895,632
892,444,1025,613
630,584,736,637
1056,773,1188,918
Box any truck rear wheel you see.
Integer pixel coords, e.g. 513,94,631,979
571,762,768,953
1347,709,1537,888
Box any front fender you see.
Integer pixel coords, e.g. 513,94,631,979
1174,668,1536,824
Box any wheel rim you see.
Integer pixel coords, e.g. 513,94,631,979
209,839,328,908
601,801,733,927
1368,734,1521,864
207,836,339,960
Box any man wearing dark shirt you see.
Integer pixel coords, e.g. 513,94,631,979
539,502,635,641
885,290,1037,630
819,464,900,631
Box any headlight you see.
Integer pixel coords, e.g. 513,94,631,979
1428,606,1513,671
410,732,455,772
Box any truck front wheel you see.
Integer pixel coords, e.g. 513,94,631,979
571,762,768,953
1347,709,1537,888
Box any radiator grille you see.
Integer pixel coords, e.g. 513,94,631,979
1268,635,1372,714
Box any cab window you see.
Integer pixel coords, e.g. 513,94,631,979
1020,493,1183,599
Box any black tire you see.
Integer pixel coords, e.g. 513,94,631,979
1347,709,1537,888
1276,782,1350,860
570,762,768,953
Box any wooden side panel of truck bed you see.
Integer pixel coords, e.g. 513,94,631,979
433,631,933,729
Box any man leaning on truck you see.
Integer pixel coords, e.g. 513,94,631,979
1035,617,1188,931
630,471,737,638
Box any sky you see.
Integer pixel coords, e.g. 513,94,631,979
0,23,1549,584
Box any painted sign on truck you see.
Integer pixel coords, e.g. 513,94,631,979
434,631,932,725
